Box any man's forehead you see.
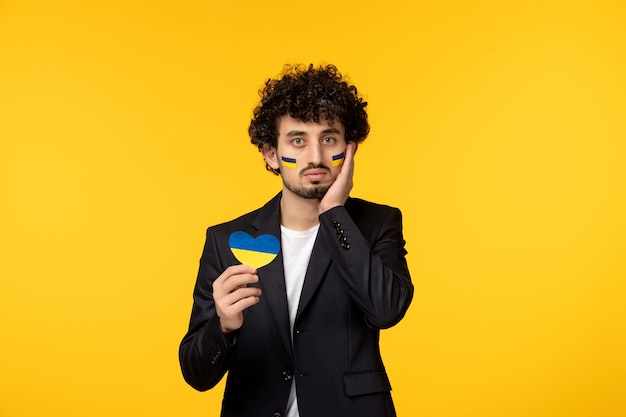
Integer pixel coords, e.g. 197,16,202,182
278,115,344,133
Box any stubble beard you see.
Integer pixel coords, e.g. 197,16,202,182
283,181,331,200
282,163,333,199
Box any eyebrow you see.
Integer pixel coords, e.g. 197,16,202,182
285,130,306,137
285,127,342,137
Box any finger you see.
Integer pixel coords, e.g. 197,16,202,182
346,141,357,158
343,141,357,164
221,294,260,318
215,273,259,295
224,264,257,277
217,287,262,312
214,265,258,287
341,142,356,175
227,288,262,308
231,294,261,311
225,286,262,302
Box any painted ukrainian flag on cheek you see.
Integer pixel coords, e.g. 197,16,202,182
281,156,297,169
229,231,280,269
332,152,345,167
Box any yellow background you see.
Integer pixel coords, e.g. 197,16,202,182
1,1,625,416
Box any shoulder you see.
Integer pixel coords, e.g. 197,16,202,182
209,207,262,231
205,192,281,235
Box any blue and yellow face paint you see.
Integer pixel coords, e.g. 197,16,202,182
332,152,345,167
281,156,297,169
282,152,344,169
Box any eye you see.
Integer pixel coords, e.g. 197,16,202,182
322,137,335,144
292,138,304,146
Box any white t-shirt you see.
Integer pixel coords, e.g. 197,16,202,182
280,224,319,417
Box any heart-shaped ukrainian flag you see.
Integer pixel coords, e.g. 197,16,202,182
228,231,280,269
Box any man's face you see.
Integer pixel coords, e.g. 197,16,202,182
264,115,347,200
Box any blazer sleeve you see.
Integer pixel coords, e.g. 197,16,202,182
179,227,236,391
318,205,413,329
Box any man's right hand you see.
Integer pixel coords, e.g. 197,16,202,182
213,264,261,334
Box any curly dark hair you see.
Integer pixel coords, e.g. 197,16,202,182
248,64,369,174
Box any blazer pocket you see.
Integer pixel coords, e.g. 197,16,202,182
343,369,392,397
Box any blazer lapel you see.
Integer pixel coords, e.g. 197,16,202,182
296,233,332,320
295,197,355,320
251,193,293,359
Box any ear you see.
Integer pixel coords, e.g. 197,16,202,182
261,144,280,171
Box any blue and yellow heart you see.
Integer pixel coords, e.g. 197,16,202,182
229,231,280,269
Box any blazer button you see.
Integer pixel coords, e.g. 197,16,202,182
272,413,282,417
282,370,293,381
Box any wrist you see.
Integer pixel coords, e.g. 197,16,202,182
319,201,341,214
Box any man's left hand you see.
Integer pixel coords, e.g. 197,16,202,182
319,141,357,214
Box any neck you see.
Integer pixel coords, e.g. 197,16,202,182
280,188,321,231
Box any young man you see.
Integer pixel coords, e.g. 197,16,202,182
180,64,413,417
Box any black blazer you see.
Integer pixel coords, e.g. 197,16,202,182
180,193,413,417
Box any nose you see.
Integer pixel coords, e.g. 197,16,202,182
307,142,323,165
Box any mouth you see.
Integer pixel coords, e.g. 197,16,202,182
301,168,330,182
